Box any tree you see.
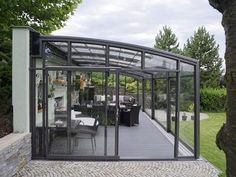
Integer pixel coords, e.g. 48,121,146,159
209,1,236,177
183,26,223,88
0,0,82,137
154,26,181,54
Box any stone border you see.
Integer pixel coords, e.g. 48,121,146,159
0,133,31,177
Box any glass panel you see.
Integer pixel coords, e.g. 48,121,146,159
35,70,43,156
45,42,68,66
179,62,194,157
138,80,142,107
119,75,137,101
155,77,167,128
145,53,177,70
35,58,43,68
144,79,152,116
170,76,176,134
46,70,118,156
106,72,116,156
109,47,141,68
47,70,69,154
71,43,106,67
118,74,174,159
71,71,106,156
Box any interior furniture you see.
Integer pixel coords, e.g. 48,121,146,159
71,117,99,153
119,105,141,126
107,105,116,125
74,105,88,116
91,105,105,120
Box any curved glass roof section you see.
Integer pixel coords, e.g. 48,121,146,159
41,35,198,78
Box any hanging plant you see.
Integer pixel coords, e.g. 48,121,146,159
48,84,55,98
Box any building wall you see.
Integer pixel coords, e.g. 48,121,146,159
12,27,30,133
0,133,31,177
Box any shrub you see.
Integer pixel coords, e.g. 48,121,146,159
200,88,226,112
0,118,12,138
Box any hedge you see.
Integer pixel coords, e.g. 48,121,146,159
200,88,226,112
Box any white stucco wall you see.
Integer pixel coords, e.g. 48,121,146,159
12,27,30,133
12,28,68,131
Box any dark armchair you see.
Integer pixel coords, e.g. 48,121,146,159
74,105,88,116
107,105,117,125
120,105,141,126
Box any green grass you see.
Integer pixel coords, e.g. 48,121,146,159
200,112,226,177
168,112,226,176
178,113,226,177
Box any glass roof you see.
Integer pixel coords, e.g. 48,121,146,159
42,37,197,78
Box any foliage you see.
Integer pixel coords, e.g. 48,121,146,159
0,41,12,136
180,76,194,112
0,0,82,137
200,88,226,112
154,25,182,54
91,73,138,95
0,0,82,39
155,79,167,109
183,27,223,88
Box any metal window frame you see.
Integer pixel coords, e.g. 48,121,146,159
44,66,120,160
29,32,200,161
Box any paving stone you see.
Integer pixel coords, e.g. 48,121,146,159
16,160,220,177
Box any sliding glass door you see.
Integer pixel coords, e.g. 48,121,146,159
44,68,119,159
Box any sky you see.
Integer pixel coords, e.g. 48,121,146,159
52,0,225,64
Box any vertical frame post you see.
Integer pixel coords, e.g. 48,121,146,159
30,57,36,157
174,61,180,158
42,42,46,157
67,41,72,153
124,76,127,95
167,72,171,132
141,51,145,112
115,70,120,156
151,74,155,119
137,79,139,105
194,62,200,159
44,68,49,157
142,78,145,112
104,45,109,155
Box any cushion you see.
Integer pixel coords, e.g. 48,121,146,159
100,95,105,101
119,96,124,102
94,95,101,102
78,117,99,126
123,96,130,102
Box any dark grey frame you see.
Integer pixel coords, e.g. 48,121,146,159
44,66,120,159
29,29,200,161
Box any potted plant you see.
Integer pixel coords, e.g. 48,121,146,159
182,112,187,121
191,115,195,120
48,84,55,98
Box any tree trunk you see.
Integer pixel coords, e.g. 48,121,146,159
209,1,236,176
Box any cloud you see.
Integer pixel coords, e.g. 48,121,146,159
52,0,225,60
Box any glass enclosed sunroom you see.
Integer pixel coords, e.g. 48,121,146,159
12,27,200,161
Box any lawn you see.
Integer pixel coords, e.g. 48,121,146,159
200,112,226,177
178,112,226,177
